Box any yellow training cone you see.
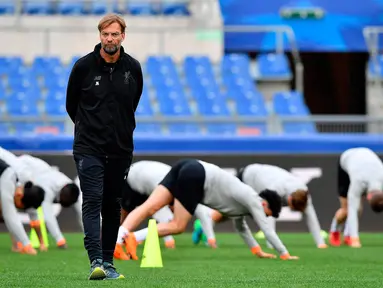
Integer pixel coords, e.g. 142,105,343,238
140,219,163,268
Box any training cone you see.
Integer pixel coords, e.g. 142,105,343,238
254,231,265,239
140,219,163,268
30,207,49,248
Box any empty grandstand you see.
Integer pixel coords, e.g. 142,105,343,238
0,0,382,138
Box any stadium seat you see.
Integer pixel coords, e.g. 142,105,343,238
273,91,317,134
44,99,67,116
206,124,237,135
128,3,156,15
273,91,310,116
6,99,39,116
257,53,291,78
58,1,84,15
168,123,201,134
134,123,162,134
0,2,14,14
23,0,52,15
161,2,189,15
0,123,10,135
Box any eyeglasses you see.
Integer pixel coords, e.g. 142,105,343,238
101,32,122,39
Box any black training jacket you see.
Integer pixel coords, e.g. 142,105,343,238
66,43,143,158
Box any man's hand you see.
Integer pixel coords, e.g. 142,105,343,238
317,244,328,249
255,251,277,259
350,237,361,248
39,243,48,252
21,244,37,255
11,242,23,253
280,253,299,260
207,238,217,249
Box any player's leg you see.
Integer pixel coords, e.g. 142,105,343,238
193,205,217,247
74,154,105,280
330,160,350,246
330,197,348,246
343,197,363,245
266,217,276,249
126,159,205,260
151,206,176,248
122,185,174,260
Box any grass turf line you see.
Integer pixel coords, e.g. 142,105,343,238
0,233,382,287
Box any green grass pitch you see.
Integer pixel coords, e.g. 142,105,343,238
0,233,382,287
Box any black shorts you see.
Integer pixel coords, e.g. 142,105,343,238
337,159,350,198
121,182,149,213
159,159,205,215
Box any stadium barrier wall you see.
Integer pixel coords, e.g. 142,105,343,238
1,153,382,234
1,134,383,154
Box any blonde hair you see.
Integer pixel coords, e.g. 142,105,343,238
98,13,126,33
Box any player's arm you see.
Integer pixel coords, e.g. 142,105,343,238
26,208,47,251
152,206,175,247
194,205,217,247
304,196,327,248
1,182,36,254
42,197,67,248
232,217,275,258
234,190,298,260
346,182,362,247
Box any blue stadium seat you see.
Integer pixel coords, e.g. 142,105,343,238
221,54,251,75
8,77,40,92
0,2,14,14
206,124,237,135
128,3,156,15
161,2,189,15
58,1,83,15
197,98,230,116
273,91,310,116
273,91,317,134
257,54,291,78
0,56,23,74
45,99,66,116
90,1,107,14
159,98,192,116
14,123,38,135
283,123,317,134
23,0,52,14
168,123,200,134
43,75,68,90
0,123,10,135
6,99,39,116
134,123,162,134
236,97,268,116
135,98,154,116
8,90,41,101
45,90,66,101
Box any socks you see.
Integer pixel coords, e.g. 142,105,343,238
163,235,174,243
344,222,349,237
117,226,129,244
134,228,149,242
330,217,344,233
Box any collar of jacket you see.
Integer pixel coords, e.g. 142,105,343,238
94,43,125,66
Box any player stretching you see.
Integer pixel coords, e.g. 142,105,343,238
330,147,383,248
0,159,45,254
114,160,218,259
119,159,299,261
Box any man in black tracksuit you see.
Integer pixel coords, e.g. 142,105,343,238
65,14,143,280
